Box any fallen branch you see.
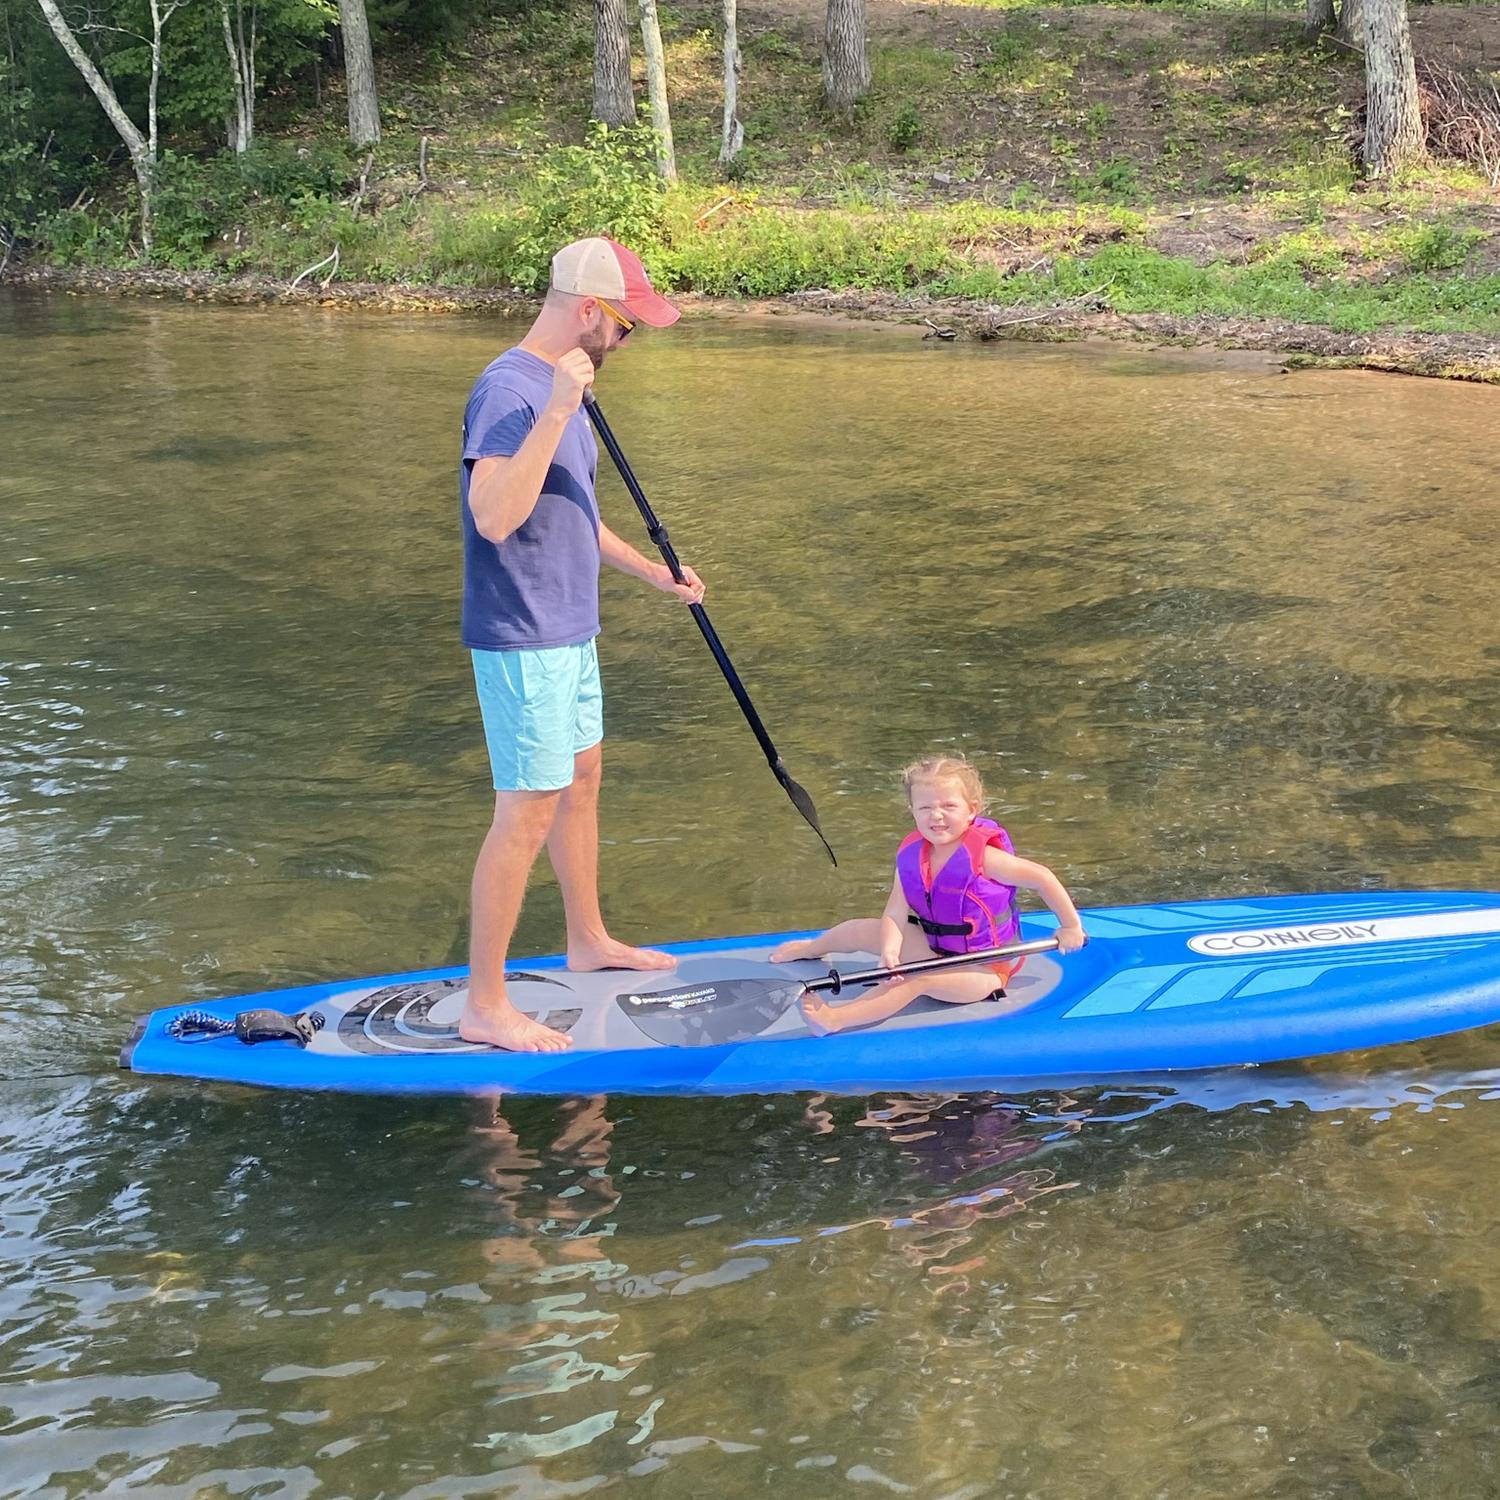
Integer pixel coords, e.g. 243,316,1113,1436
290,245,340,291
349,151,375,217
693,195,736,229
1318,31,1364,56
409,137,431,202
986,283,1110,329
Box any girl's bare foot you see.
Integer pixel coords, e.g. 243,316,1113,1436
768,938,820,964
799,994,843,1035
459,1000,574,1053
567,937,676,972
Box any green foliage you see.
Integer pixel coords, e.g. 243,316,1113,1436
147,144,355,268
95,0,334,145
888,102,923,153
662,201,961,297
35,203,134,265
933,239,1500,336
366,0,509,46
1078,158,1139,201
0,59,55,240
506,124,668,289
0,0,116,231
1250,227,1348,276
1384,220,1485,273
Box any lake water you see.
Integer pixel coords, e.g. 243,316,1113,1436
3,287,1499,1498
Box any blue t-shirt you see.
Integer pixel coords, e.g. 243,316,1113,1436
460,348,601,651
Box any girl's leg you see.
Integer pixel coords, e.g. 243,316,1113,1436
801,962,999,1036
768,917,889,964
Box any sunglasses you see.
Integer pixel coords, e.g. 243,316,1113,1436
597,298,635,340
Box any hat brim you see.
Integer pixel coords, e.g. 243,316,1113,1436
618,285,681,328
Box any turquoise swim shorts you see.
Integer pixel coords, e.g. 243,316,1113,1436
470,640,604,792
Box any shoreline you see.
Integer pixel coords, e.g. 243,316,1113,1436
6,262,1498,383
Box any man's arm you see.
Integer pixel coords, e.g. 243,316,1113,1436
467,350,594,544
600,520,706,604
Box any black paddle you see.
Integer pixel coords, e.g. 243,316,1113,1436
584,391,837,866
619,936,1062,1047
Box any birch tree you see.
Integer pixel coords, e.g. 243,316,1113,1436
33,0,182,255
337,0,379,146
638,0,675,179
822,0,869,115
1363,0,1424,176
221,0,256,152
719,0,743,169
593,0,634,126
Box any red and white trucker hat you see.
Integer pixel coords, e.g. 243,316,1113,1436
550,237,681,327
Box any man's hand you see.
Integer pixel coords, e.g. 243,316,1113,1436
546,348,596,417
652,562,706,605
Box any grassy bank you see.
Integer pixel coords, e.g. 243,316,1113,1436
11,0,1500,373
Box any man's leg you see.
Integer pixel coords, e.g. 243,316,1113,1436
546,741,675,973
459,788,574,1051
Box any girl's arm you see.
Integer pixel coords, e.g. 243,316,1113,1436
985,849,1087,952
879,873,910,968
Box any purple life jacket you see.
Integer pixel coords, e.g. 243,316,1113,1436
896,816,1022,956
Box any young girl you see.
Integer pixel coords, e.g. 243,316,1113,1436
769,755,1087,1035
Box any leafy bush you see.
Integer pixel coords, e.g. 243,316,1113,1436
1389,220,1484,272
666,202,959,296
234,140,355,202
35,202,133,264
888,102,923,153
0,63,57,243
504,123,668,289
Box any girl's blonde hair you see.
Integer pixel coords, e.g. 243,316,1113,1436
900,754,986,808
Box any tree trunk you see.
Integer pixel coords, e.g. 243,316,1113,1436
593,0,635,126
1363,0,1424,176
338,0,380,146
1337,0,1364,49
1303,0,1335,41
222,0,257,152
822,0,870,115
34,0,156,253
638,0,676,178
719,0,744,168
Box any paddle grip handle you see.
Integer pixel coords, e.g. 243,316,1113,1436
810,936,1063,996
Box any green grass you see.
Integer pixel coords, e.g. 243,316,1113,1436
934,240,1500,334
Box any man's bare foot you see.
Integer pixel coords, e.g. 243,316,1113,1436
768,937,820,964
799,994,843,1036
566,936,676,973
459,999,573,1052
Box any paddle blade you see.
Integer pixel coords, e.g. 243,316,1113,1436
618,976,806,1047
773,759,837,867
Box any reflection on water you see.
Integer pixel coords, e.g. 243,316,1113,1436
3,288,1500,1496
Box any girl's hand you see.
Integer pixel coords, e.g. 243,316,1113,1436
1055,923,1087,953
880,940,904,972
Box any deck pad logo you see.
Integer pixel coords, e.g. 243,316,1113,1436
1189,908,1500,956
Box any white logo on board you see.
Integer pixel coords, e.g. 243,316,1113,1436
1188,909,1500,956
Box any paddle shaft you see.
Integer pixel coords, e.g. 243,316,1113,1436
584,391,836,864
808,936,1062,996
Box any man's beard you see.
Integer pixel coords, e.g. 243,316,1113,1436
579,316,610,370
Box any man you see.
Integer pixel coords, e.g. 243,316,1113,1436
457,237,704,1052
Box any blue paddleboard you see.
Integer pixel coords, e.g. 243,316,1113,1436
121,890,1500,1097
